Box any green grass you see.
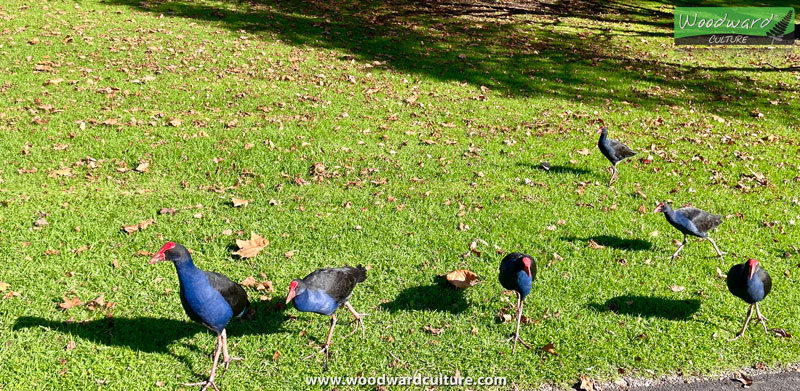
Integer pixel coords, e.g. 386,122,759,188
0,0,799,389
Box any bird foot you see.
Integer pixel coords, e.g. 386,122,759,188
183,379,219,391
503,334,532,353
303,344,330,360
221,356,243,372
347,316,367,338
727,333,744,342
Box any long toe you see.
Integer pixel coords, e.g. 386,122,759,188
183,380,218,391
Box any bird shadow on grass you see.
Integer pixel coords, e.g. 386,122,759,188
515,162,591,175
561,235,652,251
588,295,700,320
13,298,288,354
380,276,468,314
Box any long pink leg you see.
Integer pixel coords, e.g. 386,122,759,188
345,302,367,338
183,334,222,391
503,292,532,354
220,329,243,374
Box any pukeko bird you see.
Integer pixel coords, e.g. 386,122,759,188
286,265,368,366
654,202,725,263
498,252,536,354
726,258,772,340
596,126,636,185
149,242,249,391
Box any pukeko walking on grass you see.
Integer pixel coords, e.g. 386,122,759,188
149,242,249,391
727,259,772,340
596,126,636,185
498,252,536,354
654,202,725,263
286,265,368,366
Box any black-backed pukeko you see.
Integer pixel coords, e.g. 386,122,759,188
498,252,536,354
596,126,636,185
149,242,249,391
727,258,772,340
654,202,725,263
286,265,368,366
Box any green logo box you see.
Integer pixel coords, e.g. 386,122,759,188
674,7,795,45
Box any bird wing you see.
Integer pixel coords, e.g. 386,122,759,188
303,266,366,304
758,267,772,297
608,139,636,160
204,271,249,317
677,207,722,233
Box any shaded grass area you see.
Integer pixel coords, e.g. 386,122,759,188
0,0,798,390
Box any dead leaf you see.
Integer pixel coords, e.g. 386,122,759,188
446,269,479,288
58,296,82,310
168,118,182,127
232,198,249,207
542,342,557,355
669,285,685,292
423,325,445,335
240,276,257,287
232,232,268,258
135,162,150,173
284,250,295,259
272,351,280,361
587,239,605,249
0,282,9,292
86,294,105,311
138,219,155,230
576,148,591,156
771,328,792,338
578,375,596,391
65,341,76,351
45,249,60,256
121,225,139,234
158,208,175,215
34,217,48,227
48,168,73,178
72,246,88,254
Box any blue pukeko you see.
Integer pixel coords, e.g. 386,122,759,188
727,259,772,340
286,265,367,365
596,126,636,185
149,242,249,391
498,252,536,353
654,202,725,263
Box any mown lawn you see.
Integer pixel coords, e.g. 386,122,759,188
0,0,799,389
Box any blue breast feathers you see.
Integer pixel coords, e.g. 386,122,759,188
175,262,233,333
292,288,339,316
745,277,767,303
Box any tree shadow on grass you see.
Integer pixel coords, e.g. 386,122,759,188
380,275,469,314
561,235,652,251
588,295,700,320
101,0,799,121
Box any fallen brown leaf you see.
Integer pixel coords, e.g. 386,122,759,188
542,342,557,355
58,296,82,310
232,198,249,207
669,285,685,292
232,232,268,258
446,269,479,289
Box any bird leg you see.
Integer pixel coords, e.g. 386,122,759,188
304,314,337,368
755,303,769,334
219,329,243,374
729,304,754,341
608,165,618,186
183,334,222,391
503,292,532,354
706,237,726,264
670,235,687,260
344,302,367,338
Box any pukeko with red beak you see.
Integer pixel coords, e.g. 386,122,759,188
498,252,536,354
596,126,636,185
149,242,249,391
286,265,367,366
727,259,772,340
654,202,725,263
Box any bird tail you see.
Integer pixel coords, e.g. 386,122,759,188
354,264,367,283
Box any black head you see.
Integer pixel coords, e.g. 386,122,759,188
149,242,191,264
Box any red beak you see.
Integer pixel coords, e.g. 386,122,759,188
522,257,532,278
653,204,663,213
596,128,603,134
285,288,296,304
148,252,166,264
524,265,531,277
748,259,758,280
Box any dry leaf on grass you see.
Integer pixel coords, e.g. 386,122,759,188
446,269,479,289
423,325,445,335
669,285,685,292
587,239,605,249
576,148,591,156
232,232,268,258
577,375,596,391
232,198,249,207
58,296,82,310
542,342,557,355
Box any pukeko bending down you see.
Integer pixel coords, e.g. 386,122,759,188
286,265,367,366
727,259,772,341
149,242,249,391
654,202,725,263
596,126,636,185
498,252,537,354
